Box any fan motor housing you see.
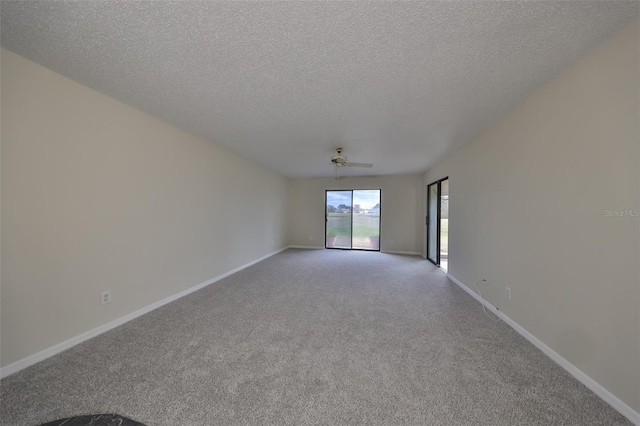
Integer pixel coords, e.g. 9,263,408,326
331,155,348,165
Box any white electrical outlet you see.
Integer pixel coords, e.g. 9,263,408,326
309,235,313,241
101,290,112,305
204,262,208,271
505,287,511,300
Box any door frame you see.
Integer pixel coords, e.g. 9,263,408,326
325,189,381,251
426,177,448,265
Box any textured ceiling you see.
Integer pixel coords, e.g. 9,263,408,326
1,1,638,178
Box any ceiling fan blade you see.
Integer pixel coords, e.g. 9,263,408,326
345,162,373,168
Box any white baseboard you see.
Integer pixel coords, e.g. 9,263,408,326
382,250,421,256
0,246,289,379
447,273,640,425
287,246,421,256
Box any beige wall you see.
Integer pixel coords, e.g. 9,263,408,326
423,22,640,412
0,49,288,367
287,174,423,253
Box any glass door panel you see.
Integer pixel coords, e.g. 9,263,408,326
427,182,440,264
352,190,380,250
326,191,352,249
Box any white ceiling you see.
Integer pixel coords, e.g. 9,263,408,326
1,1,638,178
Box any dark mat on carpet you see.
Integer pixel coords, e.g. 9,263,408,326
40,414,146,426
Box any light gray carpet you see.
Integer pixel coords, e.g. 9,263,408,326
0,249,632,425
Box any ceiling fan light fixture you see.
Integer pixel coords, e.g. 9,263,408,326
329,148,373,179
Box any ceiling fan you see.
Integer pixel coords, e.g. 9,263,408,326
330,148,373,179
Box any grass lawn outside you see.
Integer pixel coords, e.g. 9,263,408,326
326,213,380,249
440,218,448,254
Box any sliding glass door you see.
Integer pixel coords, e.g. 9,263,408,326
325,191,353,249
427,177,448,269
427,182,439,263
352,190,380,250
326,189,380,251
